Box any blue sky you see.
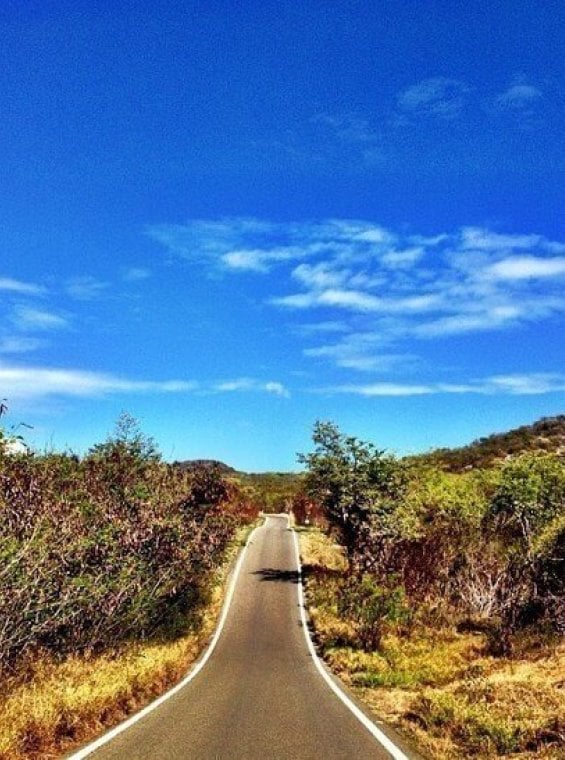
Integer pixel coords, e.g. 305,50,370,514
1,0,564,470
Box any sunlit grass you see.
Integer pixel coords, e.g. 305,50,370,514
300,528,347,573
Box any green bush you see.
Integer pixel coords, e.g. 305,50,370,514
337,574,411,651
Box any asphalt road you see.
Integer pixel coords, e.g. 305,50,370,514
81,515,418,760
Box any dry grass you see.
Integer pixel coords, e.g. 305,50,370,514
298,527,565,759
0,524,255,760
299,528,347,573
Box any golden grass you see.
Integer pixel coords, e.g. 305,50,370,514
298,527,565,759
299,528,347,572
0,523,256,760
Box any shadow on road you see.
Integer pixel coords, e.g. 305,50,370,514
253,568,300,584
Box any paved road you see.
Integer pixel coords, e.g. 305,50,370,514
82,516,417,760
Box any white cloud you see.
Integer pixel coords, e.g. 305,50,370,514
320,382,433,397
264,381,291,398
492,79,544,128
497,83,542,108
213,378,290,397
274,288,440,314
460,227,546,251
0,364,198,401
397,77,469,118
0,364,291,403
318,373,565,397
148,218,400,275
486,255,565,280
0,277,45,296
149,217,565,370
310,113,381,145
415,308,521,337
292,262,349,289
222,250,269,272
381,247,424,268
12,306,69,331
486,373,565,395
305,339,415,373
353,227,393,244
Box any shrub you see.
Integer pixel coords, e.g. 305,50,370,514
337,574,411,651
0,418,258,675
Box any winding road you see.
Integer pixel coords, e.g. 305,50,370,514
71,516,419,760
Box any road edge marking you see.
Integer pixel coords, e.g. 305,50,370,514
290,520,410,760
67,519,264,759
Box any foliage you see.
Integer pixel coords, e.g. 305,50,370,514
240,471,302,513
298,420,405,569
415,414,565,473
300,528,565,760
299,422,565,654
0,415,258,675
337,574,411,651
290,491,327,528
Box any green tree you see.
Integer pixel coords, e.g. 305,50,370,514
298,421,404,569
89,411,160,464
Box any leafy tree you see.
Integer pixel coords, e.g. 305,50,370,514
489,453,565,555
485,453,565,650
89,411,160,464
298,421,405,569
87,412,161,508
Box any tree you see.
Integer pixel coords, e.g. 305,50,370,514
298,421,404,569
86,412,161,508
89,412,160,464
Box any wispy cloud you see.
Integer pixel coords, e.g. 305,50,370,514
148,218,396,274
396,77,470,119
11,305,69,331
213,378,290,398
310,113,381,145
273,288,440,314
122,267,151,281
150,217,565,374
486,255,565,280
492,77,544,128
296,321,350,335
317,373,565,397
496,82,542,110
0,277,46,296
0,336,45,354
0,364,197,401
65,276,109,301
304,335,417,373
0,364,290,403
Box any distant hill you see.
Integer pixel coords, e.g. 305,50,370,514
415,415,565,472
173,459,238,475
172,459,302,512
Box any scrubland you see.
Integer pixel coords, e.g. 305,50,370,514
0,414,258,759
296,421,564,758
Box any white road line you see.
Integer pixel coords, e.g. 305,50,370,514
67,520,264,759
290,519,410,760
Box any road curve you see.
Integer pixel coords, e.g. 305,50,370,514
75,515,418,760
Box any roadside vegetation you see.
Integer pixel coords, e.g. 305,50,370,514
0,411,258,759
296,420,564,759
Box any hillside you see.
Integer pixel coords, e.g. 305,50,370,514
172,460,302,512
417,414,565,472
173,459,238,475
